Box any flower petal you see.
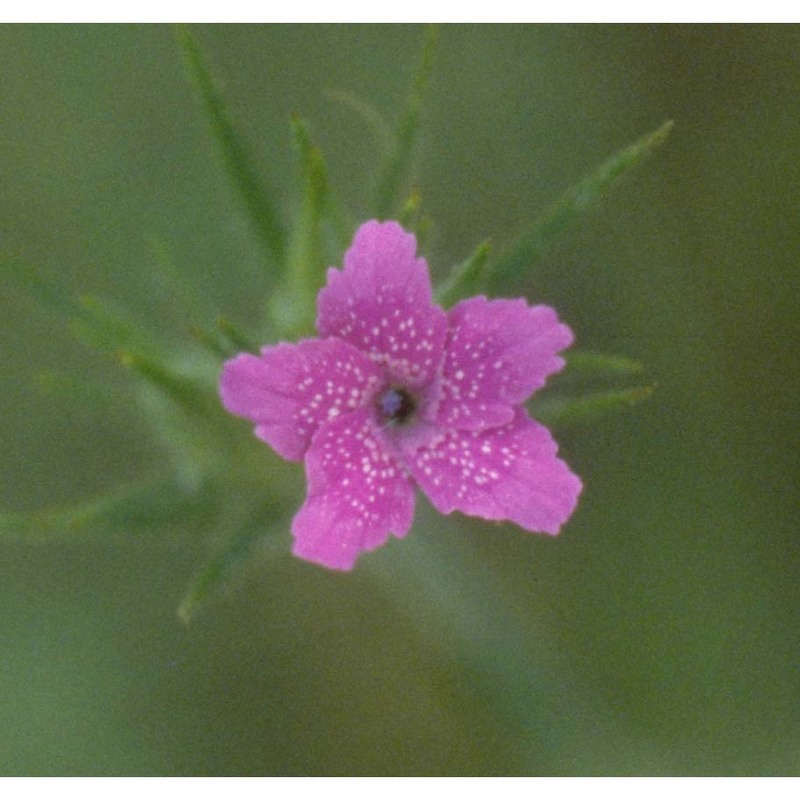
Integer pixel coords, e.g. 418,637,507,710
219,338,384,462
408,410,581,534
291,408,415,570
316,220,447,388
437,296,574,431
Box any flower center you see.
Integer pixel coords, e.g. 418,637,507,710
377,386,417,425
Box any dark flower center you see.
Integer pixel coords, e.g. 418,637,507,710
377,386,416,425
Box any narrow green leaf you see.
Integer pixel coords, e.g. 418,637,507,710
372,25,438,218
190,326,232,360
267,115,331,337
117,349,221,421
531,384,655,428
564,350,643,378
397,186,423,229
488,120,674,292
326,88,396,153
14,268,164,358
289,115,330,271
216,316,259,354
145,235,211,323
290,114,353,257
407,216,433,257
177,25,287,265
0,476,216,542
396,187,434,247
120,348,249,488
284,115,354,257
76,294,164,355
178,511,287,624
435,239,492,307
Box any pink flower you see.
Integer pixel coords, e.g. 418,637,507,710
220,221,582,570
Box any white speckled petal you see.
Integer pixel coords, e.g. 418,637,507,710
291,407,415,570
408,409,582,535
438,296,574,431
316,220,447,389
219,338,384,462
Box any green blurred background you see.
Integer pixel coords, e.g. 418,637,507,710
2,24,799,776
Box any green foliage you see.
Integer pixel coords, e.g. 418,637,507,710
397,186,423,228
532,351,651,429
485,120,673,294
372,25,438,218
326,88,395,153
565,350,643,377
215,316,259,355
268,115,340,337
178,507,288,624
177,25,287,267
15,268,163,358
435,239,492,307
145,235,214,322
117,350,220,423
532,384,656,429
0,476,216,542
189,325,235,360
